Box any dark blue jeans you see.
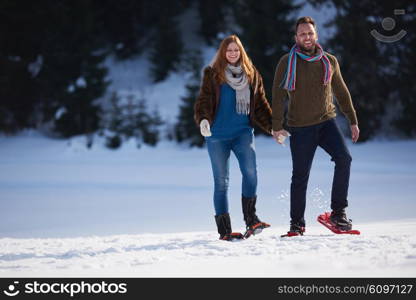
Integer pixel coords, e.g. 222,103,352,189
206,131,257,216
289,119,352,226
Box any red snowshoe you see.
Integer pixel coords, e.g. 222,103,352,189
281,223,305,237
220,232,244,241
243,222,270,239
317,212,360,235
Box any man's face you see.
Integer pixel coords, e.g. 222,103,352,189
295,23,318,53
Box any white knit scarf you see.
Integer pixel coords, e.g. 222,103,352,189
225,64,250,115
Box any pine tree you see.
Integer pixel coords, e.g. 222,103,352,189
148,2,187,82
0,0,48,133
174,50,205,147
91,0,161,59
136,100,164,147
52,52,108,138
100,92,121,149
100,92,163,149
0,0,109,138
197,0,232,46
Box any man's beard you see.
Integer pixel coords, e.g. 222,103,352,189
298,42,316,55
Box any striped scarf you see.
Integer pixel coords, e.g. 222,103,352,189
281,43,331,91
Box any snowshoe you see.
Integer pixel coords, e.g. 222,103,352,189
317,212,360,235
220,232,244,241
241,196,270,239
243,221,270,239
281,223,305,237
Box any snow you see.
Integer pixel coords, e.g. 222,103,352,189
103,54,184,125
75,77,87,88
103,46,216,126
0,131,415,277
0,221,415,277
27,55,43,78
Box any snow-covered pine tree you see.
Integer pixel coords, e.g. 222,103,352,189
100,92,163,149
134,97,163,147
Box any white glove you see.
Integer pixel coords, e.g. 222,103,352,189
200,119,212,137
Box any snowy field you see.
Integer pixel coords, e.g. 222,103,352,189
1,220,415,277
0,132,415,277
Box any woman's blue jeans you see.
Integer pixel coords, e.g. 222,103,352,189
206,131,257,216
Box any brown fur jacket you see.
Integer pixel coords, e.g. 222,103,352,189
194,66,272,135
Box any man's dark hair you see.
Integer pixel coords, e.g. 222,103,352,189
294,16,317,34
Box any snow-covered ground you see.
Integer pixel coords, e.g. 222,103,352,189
1,220,415,277
0,132,415,277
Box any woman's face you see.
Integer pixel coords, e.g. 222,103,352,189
225,42,240,65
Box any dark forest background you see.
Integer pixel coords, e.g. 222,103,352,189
1,0,415,148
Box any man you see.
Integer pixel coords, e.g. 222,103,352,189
272,16,359,235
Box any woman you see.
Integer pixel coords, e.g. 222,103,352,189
194,35,272,241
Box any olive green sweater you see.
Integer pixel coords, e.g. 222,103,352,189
272,51,358,131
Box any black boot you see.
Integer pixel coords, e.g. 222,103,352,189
242,196,270,238
214,213,243,241
288,221,305,235
280,220,305,237
330,208,352,230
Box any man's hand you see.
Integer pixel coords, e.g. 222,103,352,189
272,129,291,145
200,119,212,137
351,125,360,143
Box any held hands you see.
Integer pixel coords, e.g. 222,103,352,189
272,130,291,146
200,119,212,137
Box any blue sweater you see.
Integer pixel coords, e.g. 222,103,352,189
209,83,252,139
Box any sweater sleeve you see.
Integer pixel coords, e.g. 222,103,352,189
331,57,358,126
272,55,289,131
194,67,214,126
